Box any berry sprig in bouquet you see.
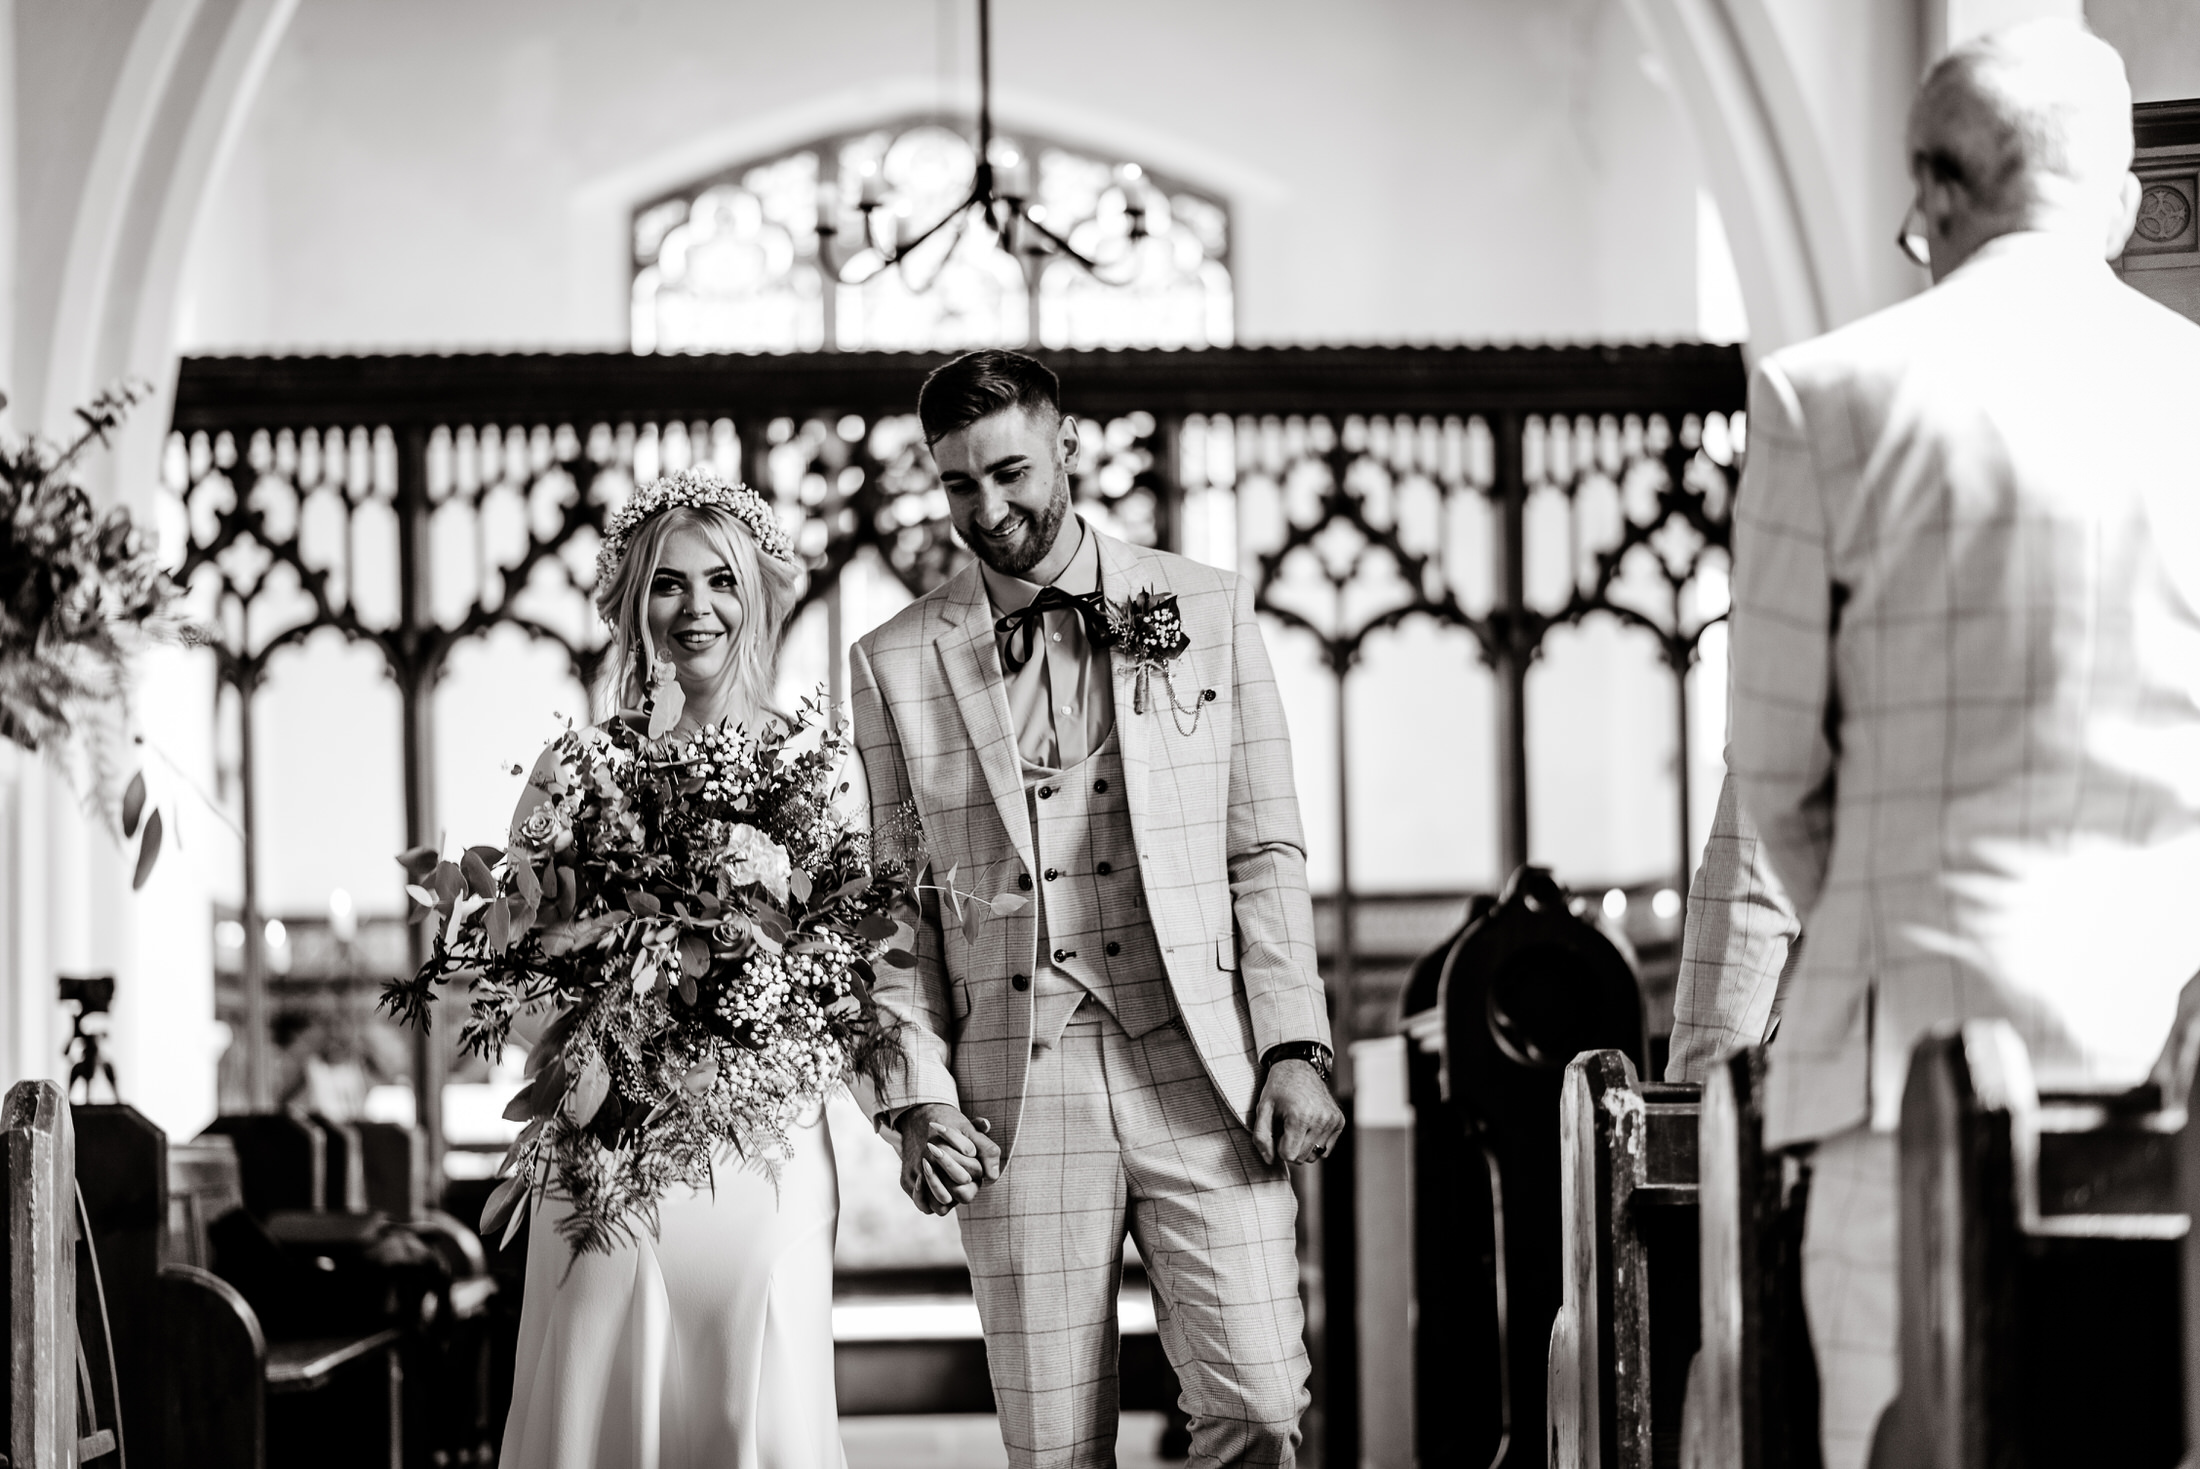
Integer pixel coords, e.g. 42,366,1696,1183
381,693,915,1257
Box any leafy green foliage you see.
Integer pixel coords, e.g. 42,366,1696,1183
381,692,919,1256
0,380,193,881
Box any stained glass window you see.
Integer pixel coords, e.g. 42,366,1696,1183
632,120,1233,354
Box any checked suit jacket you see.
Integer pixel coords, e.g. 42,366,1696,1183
849,525,1332,1162
1731,231,2200,1150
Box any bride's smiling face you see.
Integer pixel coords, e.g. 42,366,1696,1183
647,525,746,689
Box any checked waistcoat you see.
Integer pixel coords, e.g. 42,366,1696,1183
1025,729,1174,1048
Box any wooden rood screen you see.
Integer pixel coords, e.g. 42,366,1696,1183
167,344,1745,1163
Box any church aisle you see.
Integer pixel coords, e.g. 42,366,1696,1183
841,1412,1174,1469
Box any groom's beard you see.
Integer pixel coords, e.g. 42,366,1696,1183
968,480,1071,578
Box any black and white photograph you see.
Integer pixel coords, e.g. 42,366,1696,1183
4,2,2199,1467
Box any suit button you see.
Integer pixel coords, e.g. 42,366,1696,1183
1053,948,1074,963
1011,973,1030,991
1037,785,1054,799
1045,868,1059,882
1018,873,1033,891
1106,942,1121,957
1094,778,1108,793
1096,861,1113,876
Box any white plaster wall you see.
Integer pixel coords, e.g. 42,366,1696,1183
178,0,1705,354
4,0,294,1136
2089,0,2200,103
1762,0,1927,316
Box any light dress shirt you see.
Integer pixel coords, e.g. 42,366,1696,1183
980,516,1121,1050
979,515,1116,771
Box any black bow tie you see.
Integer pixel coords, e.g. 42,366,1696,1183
995,586,1114,673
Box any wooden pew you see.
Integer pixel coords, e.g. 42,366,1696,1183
1890,1022,2182,1468
1398,899,1488,1469
74,1105,166,1465
6,1080,79,1469
168,1134,247,1268
1547,1051,1700,1469
306,1114,369,1213
371,1131,500,1465
222,1114,500,1467
353,1121,426,1220
201,1113,327,1217
5,1081,125,1469
1439,867,1647,1468
75,1104,405,1469
1687,1047,1817,1469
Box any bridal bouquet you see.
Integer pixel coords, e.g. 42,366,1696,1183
382,694,917,1256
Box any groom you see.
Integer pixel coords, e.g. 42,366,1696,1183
850,349,1342,1469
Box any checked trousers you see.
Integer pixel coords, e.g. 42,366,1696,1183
957,1004,1310,1469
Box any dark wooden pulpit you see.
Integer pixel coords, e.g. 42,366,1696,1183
1435,865,1646,1468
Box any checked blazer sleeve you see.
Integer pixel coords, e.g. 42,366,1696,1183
1225,571,1332,1057
1665,768,1802,1083
848,636,961,1119
1729,356,1838,919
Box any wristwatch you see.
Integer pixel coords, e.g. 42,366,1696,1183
1259,1041,1334,1085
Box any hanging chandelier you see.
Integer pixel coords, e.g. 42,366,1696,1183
814,0,1149,293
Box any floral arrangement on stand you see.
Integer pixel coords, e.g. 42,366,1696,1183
382,694,941,1257
0,381,187,885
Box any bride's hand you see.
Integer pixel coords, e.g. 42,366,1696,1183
896,1102,1000,1213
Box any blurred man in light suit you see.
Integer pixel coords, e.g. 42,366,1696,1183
1723,20,2200,1466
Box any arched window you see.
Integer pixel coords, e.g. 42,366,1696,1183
632,119,1233,354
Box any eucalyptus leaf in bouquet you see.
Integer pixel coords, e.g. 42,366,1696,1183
382,693,923,1257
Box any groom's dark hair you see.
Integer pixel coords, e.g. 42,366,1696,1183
918,349,1061,445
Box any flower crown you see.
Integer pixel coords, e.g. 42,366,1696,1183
594,467,797,623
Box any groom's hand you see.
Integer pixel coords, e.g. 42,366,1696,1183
1252,1060,1345,1167
896,1102,1003,1213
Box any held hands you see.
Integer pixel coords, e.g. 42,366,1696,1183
1251,1058,1345,1167
894,1061,1344,1206
896,1102,1003,1214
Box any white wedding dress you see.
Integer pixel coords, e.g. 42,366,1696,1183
498,1105,846,1469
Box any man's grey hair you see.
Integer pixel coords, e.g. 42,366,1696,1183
1910,19,2132,213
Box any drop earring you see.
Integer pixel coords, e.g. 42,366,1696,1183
646,648,685,738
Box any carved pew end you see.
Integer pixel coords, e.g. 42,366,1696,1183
1892,1021,2183,1469
1549,1049,1701,1469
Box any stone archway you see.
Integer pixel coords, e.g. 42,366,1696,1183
4,0,296,1135
1623,0,1868,355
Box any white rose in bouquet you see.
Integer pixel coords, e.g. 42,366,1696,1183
725,823,793,902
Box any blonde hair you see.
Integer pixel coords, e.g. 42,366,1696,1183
596,506,800,723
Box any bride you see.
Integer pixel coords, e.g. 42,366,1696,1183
498,474,845,1469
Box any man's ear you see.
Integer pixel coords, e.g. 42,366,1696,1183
2105,170,2144,261
1923,172,1966,241
1059,414,1081,469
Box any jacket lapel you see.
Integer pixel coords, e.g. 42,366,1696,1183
933,566,1036,869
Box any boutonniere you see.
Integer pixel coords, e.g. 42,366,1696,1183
1104,589,1216,735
